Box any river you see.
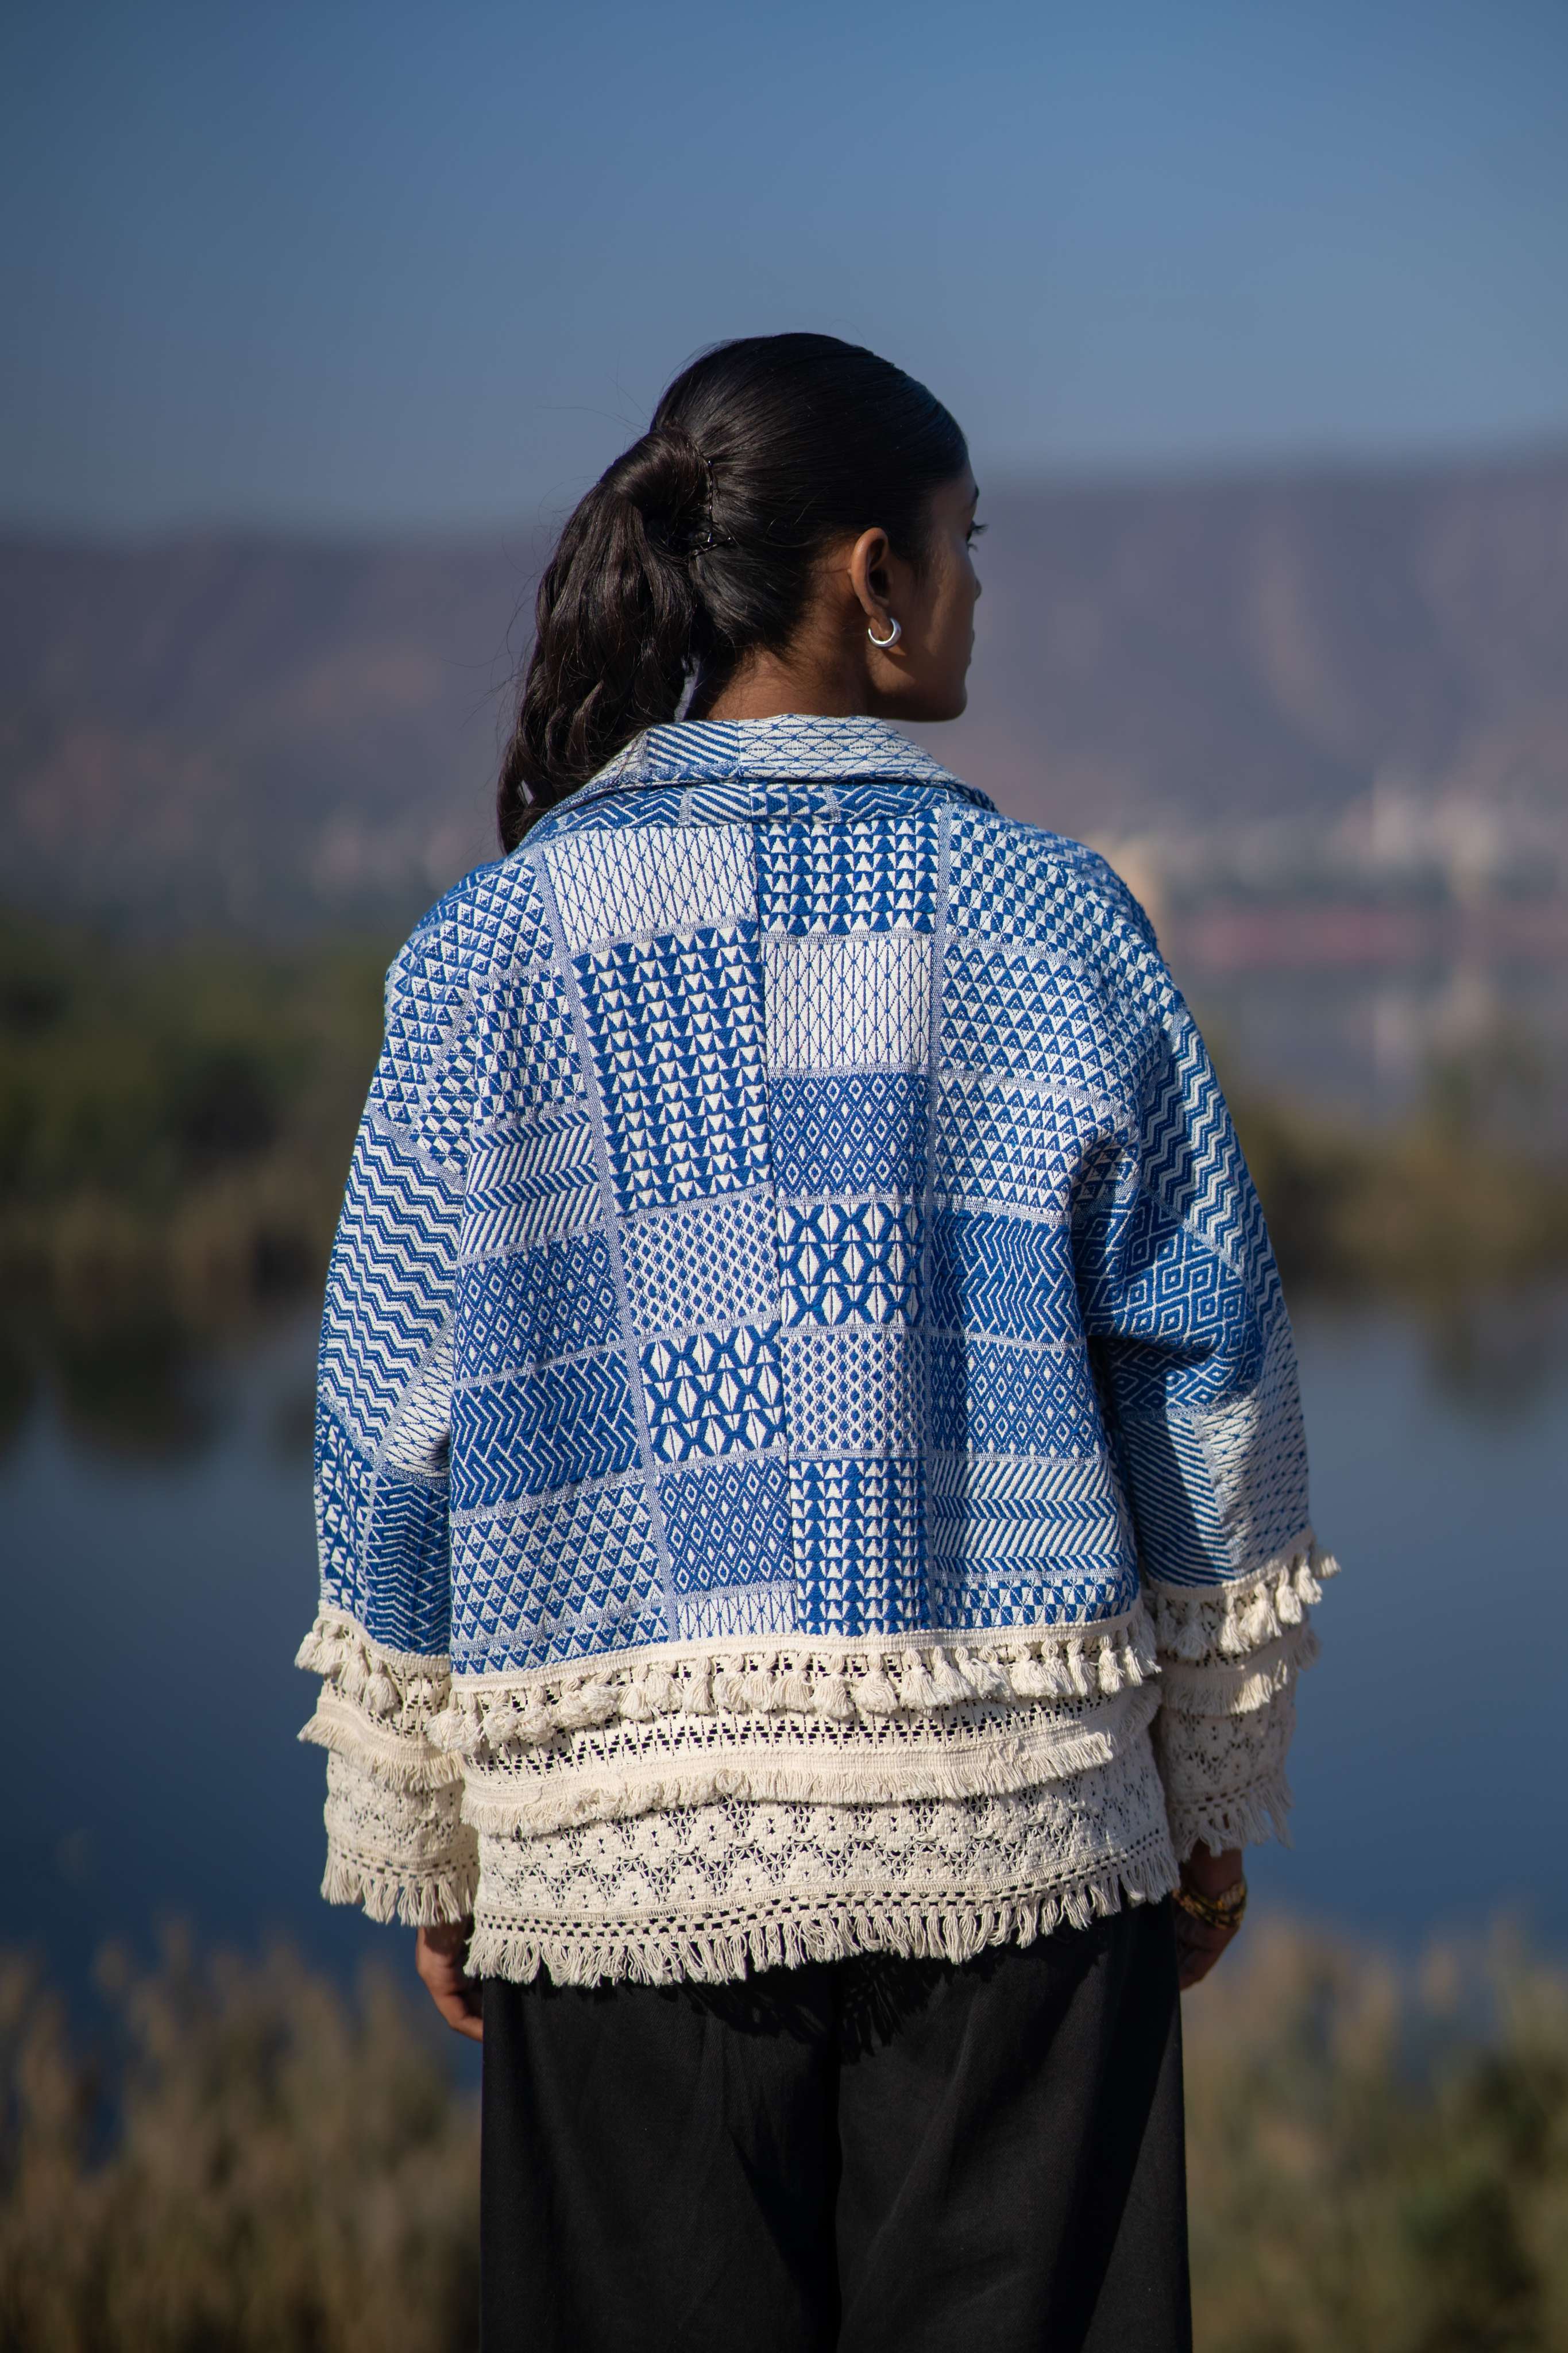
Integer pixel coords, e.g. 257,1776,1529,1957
5,1302,1564,1994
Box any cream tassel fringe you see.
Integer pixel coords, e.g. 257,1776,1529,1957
320,1844,478,1928
1146,1540,1338,1665
415,1611,1161,1762
1168,1773,1295,1859
464,1852,1180,1991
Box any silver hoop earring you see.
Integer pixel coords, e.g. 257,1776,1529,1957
867,616,901,648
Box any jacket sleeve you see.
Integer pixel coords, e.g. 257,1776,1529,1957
1077,908,1337,1858
294,912,480,1926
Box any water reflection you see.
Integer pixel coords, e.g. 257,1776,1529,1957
1,1301,1563,1997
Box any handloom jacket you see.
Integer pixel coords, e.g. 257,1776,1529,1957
296,715,1335,1986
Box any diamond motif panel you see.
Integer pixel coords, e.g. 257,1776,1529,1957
944,940,1146,1105
620,1188,779,1337
474,962,583,1122
928,1335,1104,1458
768,1071,926,1195
658,1454,792,1592
454,1230,620,1379
782,1325,921,1458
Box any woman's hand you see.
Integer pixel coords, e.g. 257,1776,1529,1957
415,1919,483,2042
1174,1844,1246,1991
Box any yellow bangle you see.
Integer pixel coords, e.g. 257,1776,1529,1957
1173,1877,1248,1931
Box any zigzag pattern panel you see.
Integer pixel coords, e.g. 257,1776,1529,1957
454,1230,620,1380
929,1209,1080,1347
1142,1010,1281,1313
790,1456,926,1637
451,1478,666,1671
459,1109,601,1259
768,1071,927,1195
577,927,771,1214
449,1355,640,1513
658,1455,793,1594
319,1125,464,1452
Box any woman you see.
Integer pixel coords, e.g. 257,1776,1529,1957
296,333,1334,2351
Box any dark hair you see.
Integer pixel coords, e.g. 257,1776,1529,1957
497,333,967,847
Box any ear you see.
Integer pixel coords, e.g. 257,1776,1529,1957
847,527,894,635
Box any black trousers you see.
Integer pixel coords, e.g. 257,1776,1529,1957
480,1899,1189,2353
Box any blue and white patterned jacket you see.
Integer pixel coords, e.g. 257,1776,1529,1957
298,716,1332,1984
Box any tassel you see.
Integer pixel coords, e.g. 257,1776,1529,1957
956,1649,1011,1700
813,1672,856,1723
294,1627,328,1673
483,1700,521,1750
741,1669,778,1712
364,1670,399,1719
854,1665,902,1716
618,1679,655,1721
643,1670,680,1714
1239,1592,1277,1648
516,1700,558,1743
714,1671,751,1712
1275,1573,1304,1626
1008,1650,1055,1698
926,1649,974,1706
779,1667,814,1714
682,1661,716,1715
1065,1638,1090,1697
553,1680,618,1731
897,1653,941,1709
340,1649,369,1704
1096,1637,1121,1695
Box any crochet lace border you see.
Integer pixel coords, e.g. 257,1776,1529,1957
463,1847,1181,1989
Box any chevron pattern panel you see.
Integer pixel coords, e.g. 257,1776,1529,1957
316,715,1312,1679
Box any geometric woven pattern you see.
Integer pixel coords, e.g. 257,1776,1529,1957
312,712,1313,1676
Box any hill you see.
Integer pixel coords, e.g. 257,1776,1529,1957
2,448,1565,931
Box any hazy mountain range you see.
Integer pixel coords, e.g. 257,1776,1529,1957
3,447,1564,934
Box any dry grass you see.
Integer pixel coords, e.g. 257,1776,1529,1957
4,1922,1567,2350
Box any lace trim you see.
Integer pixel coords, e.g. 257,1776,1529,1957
320,1752,478,1926
1156,1687,1299,1857
459,1681,1164,1838
464,1735,1179,1987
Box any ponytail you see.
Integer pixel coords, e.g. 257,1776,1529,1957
497,334,967,849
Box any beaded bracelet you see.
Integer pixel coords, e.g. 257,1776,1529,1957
1172,1877,1248,1932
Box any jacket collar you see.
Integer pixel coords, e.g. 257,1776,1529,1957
543,715,995,825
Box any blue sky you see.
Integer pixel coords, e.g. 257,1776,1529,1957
3,0,1565,529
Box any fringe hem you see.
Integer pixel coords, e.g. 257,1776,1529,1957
460,1687,1161,1841
321,1843,478,1928
464,1853,1181,1989
425,1607,1160,1761
1146,1540,1338,1665
300,1695,466,1791
1157,1622,1320,1716
1167,1773,1295,1859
